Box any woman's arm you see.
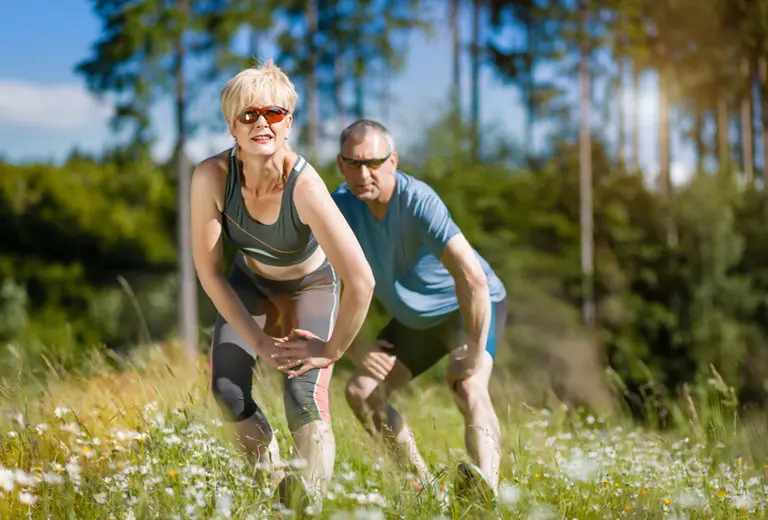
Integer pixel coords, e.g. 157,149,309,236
190,160,277,362
289,168,375,365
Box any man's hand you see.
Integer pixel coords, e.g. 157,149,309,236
446,344,484,389
272,329,338,379
358,339,397,381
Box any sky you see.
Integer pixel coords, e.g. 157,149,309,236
0,1,694,185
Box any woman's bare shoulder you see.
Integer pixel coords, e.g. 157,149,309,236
194,149,231,181
192,148,232,209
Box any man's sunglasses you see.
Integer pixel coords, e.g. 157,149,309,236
340,152,392,169
237,105,290,125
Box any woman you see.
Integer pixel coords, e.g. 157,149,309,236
190,60,375,509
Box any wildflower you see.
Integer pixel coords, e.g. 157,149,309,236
163,434,182,445
733,494,754,511
42,472,64,485
499,483,521,508
0,468,14,492
14,470,32,487
18,491,37,505
66,461,82,484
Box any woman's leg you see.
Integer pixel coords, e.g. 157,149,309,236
209,259,283,487
281,263,341,500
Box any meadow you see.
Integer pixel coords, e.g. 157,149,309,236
0,341,766,520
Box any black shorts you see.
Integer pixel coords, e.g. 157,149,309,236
209,253,339,431
377,298,507,378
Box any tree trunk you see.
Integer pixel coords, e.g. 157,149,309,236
717,92,730,174
525,15,534,156
658,67,670,200
694,103,705,175
617,56,626,172
740,57,755,185
579,0,594,328
632,60,641,175
334,51,345,121
305,0,319,159
450,0,461,121
354,50,365,118
471,0,481,158
175,0,197,355
760,57,768,187
658,64,676,246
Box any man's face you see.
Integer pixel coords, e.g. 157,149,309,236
337,130,398,202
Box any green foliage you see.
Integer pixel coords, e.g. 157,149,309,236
0,279,28,342
4,109,768,418
0,154,178,367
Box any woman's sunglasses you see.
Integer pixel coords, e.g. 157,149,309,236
237,106,289,125
340,152,392,169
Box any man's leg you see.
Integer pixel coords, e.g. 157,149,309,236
344,358,437,483
448,350,501,492
447,298,506,493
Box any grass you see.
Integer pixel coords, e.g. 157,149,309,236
0,341,766,519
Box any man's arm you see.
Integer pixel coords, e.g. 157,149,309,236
440,234,491,358
412,184,491,359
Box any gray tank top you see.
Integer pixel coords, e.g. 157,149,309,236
221,147,319,267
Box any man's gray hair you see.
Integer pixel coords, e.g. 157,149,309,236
339,119,396,154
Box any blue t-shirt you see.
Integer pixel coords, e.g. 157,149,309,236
331,170,506,330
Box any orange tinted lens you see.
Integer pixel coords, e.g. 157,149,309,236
262,108,287,124
239,106,287,124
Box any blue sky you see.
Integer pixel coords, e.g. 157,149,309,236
0,1,692,184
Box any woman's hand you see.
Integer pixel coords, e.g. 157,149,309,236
271,329,339,379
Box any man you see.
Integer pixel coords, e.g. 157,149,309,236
330,119,507,502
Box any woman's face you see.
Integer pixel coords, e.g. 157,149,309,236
230,95,292,157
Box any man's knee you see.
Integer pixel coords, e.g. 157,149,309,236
450,377,489,413
345,374,384,410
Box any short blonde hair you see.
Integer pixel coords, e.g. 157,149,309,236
220,60,299,124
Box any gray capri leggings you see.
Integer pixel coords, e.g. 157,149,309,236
209,252,340,432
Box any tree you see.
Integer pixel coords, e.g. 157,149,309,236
270,0,432,151
579,0,595,327
76,0,243,354
487,0,563,158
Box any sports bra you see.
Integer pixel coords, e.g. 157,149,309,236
221,147,319,267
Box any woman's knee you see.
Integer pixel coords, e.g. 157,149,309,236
283,367,332,432
210,342,260,422
211,375,263,424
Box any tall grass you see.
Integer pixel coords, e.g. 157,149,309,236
0,341,766,519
